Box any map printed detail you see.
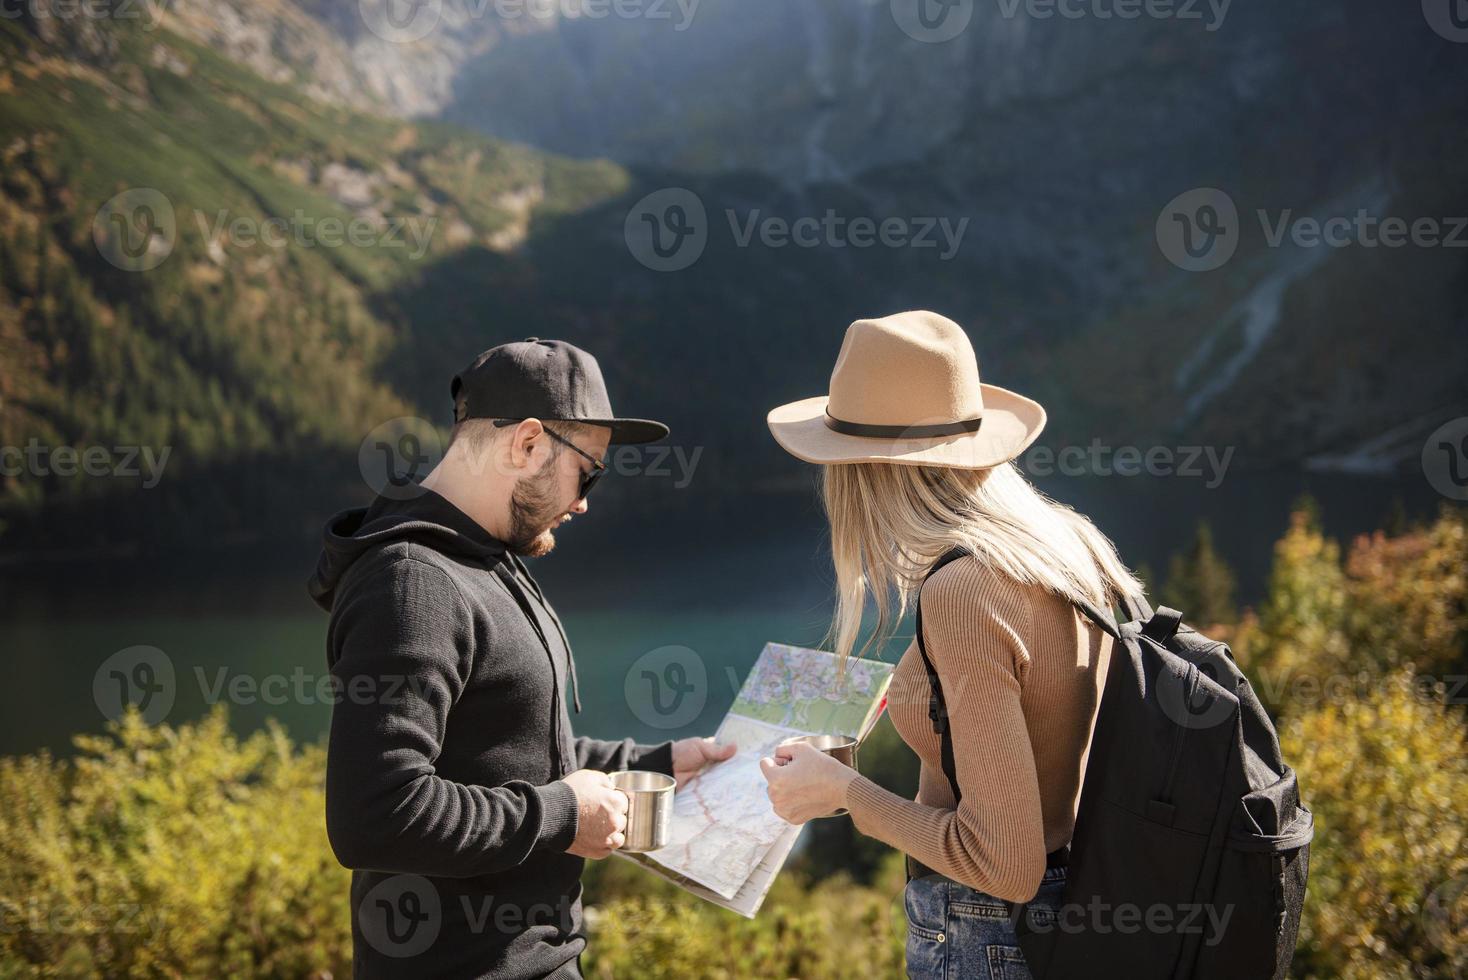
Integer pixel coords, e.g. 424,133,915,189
733,644,892,732
616,643,895,917
651,715,799,899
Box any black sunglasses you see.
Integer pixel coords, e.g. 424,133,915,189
493,419,606,499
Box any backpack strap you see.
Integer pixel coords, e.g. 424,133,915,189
913,547,1103,900
917,549,1132,806
1120,592,1154,623
1074,599,1122,639
915,547,971,806
1142,606,1184,645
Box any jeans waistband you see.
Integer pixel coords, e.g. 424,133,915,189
905,845,1068,884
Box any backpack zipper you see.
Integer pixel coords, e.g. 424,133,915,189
1158,663,1198,806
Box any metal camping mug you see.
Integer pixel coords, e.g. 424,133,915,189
777,734,859,817
610,769,676,852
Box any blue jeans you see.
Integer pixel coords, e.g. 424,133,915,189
903,867,1068,980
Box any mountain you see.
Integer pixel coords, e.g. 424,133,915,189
0,10,631,548
155,0,1468,464
0,2,1465,555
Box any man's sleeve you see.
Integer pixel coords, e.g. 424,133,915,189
572,736,675,778
324,556,579,877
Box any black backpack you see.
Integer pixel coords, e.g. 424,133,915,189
916,548,1313,980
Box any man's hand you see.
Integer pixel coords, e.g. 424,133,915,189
562,768,628,859
671,736,738,790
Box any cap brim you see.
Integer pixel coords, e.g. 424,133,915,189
592,418,670,445
766,384,1046,468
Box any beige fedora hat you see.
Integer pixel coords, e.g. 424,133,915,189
767,310,1046,468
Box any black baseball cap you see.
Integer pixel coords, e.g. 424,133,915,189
450,338,669,445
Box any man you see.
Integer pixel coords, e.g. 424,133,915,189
308,338,735,978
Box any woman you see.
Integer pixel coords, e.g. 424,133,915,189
757,311,1144,979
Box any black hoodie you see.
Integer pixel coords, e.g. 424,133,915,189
308,489,673,980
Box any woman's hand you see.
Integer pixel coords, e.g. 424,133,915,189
758,741,858,824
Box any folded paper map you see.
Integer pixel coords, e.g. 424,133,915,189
615,642,895,917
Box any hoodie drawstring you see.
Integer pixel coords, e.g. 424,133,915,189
491,563,572,776
546,612,581,715
509,556,582,715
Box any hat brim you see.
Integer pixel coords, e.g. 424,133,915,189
766,384,1046,468
583,417,670,445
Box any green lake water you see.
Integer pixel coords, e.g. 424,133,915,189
0,473,1444,758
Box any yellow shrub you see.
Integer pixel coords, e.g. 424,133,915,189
0,710,911,980
1346,510,1468,679
0,709,351,978
3,506,1463,978
1240,508,1352,708
1283,672,1468,979
1241,506,1468,716
583,850,908,980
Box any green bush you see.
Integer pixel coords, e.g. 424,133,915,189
3,506,1465,978
1159,522,1238,627
0,710,351,978
0,711,910,979
1240,506,1468,714
1283,673,1468,979
1230,505,1468,978
582,850,908,980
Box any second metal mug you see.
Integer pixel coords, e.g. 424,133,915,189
610,769,676,852
778,734,859,817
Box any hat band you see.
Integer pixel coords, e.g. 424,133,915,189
823,410,984,439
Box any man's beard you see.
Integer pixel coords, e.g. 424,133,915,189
506,461,568,558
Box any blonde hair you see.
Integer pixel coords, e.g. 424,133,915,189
823,461,1144,661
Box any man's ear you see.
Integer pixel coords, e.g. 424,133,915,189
506,418,547,470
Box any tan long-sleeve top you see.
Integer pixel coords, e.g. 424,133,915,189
843,554,1113,903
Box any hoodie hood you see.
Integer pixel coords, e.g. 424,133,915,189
307,488,508,612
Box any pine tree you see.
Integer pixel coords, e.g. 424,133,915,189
1160,522,1239,626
